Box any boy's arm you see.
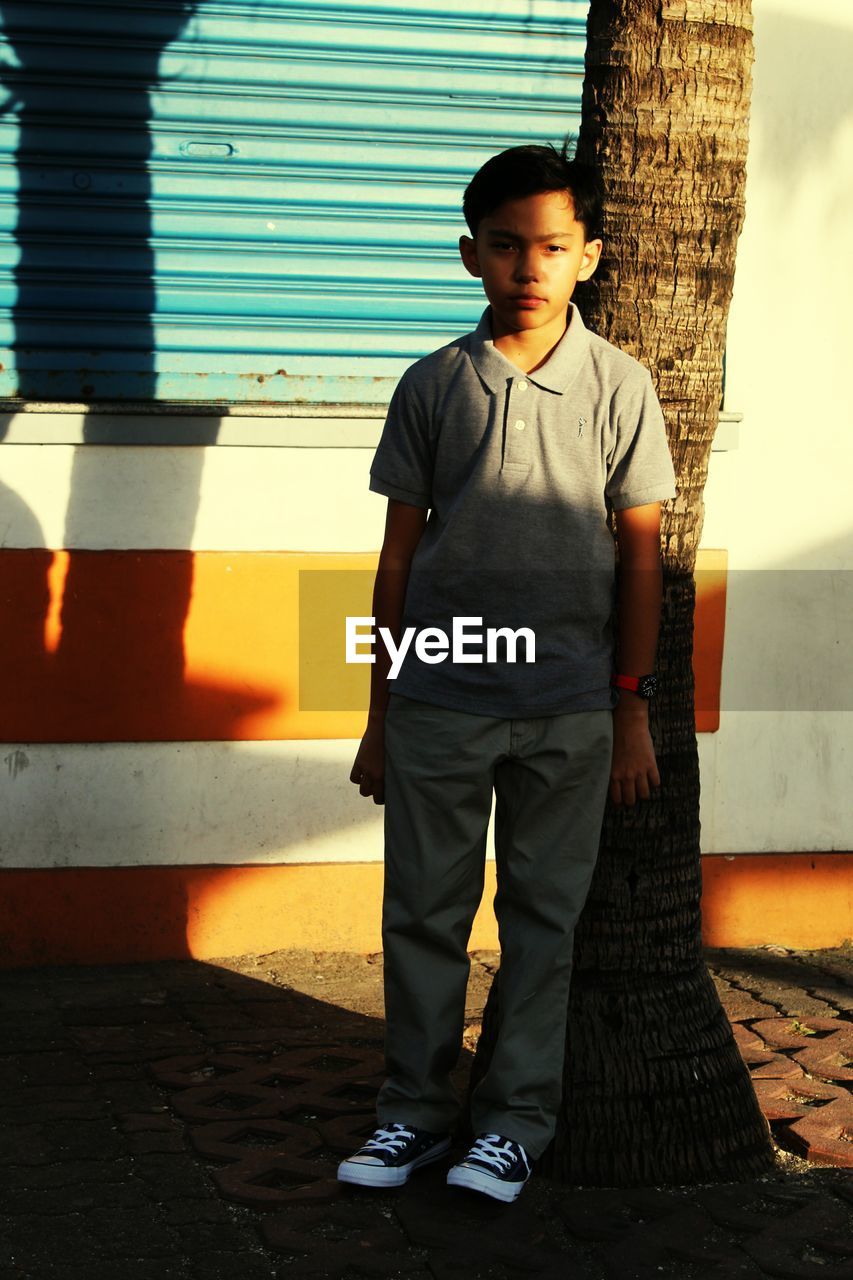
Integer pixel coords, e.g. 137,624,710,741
350,498,428,804
610,501,664,807
367,499,428,722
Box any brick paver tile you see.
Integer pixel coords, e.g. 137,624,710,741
787,1092,853,1169
261,1197,415,1275
751,1016,852,1052
742,1194,853,1279
794,1028,853,1085
706,951,846,1021
712,977,780,1023
731,1022,806,1079
753,1075,846,1122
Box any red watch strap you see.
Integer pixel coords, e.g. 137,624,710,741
611,674,641,692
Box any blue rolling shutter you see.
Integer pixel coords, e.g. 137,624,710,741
0,0,589,406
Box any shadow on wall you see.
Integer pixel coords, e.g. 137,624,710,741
0,417,50,707
0,2,224,721
0,2,201,407
0,10,285,737
0,4,270,957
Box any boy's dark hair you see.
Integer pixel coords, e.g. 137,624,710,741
462,138,605,243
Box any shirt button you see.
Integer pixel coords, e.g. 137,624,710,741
517,380,528,391
514,418,526,431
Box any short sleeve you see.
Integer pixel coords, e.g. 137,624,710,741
368,371,433,509
605,368,677,510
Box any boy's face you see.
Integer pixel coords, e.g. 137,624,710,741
459,189,602,338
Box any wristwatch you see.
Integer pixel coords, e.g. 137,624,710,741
611,673,657,699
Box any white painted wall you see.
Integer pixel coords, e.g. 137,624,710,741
2,0,851,867
698,0,853,853
0,741,385,868
0,438,385,552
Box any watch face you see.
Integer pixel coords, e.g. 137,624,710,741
638,674,657,698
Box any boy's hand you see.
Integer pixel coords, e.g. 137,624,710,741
609,696,661,806
350,717,386,805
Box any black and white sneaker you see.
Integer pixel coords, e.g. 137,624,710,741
446,1132,532,1202
337,1121,452,1188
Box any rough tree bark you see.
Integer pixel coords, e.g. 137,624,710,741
464,0,776,1185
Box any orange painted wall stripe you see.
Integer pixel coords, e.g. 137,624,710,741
693,548,726,733
0,852,849,969
700,852,853,949
0,547,726,742
0,864,501,968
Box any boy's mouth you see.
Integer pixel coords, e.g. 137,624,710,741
510,295,547,308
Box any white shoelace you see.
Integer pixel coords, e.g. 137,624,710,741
362,1123,416,1154
466,1132,528,1174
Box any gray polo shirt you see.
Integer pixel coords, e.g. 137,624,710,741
368,302,677,717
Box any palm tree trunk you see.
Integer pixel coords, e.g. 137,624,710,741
465,0,775,1185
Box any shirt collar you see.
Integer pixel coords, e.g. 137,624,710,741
467,301,591,395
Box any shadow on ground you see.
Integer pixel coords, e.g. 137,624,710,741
1,946,852,1280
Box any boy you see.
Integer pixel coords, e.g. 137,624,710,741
337,142,676,1203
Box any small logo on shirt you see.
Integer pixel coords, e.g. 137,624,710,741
577,416,585,438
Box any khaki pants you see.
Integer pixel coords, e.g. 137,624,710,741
376,692,613,1160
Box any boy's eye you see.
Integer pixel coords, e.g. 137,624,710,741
488,241,566,252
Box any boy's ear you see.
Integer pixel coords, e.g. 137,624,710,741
577,238,603,282
459,234,482,278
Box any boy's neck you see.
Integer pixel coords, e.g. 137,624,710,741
488,305,571,375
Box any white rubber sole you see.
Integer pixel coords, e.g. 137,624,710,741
337,1135,452,1188
446,1162,528,1203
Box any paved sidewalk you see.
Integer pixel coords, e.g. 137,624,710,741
1,944,852,1280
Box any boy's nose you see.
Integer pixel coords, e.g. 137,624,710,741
513,254,539,282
